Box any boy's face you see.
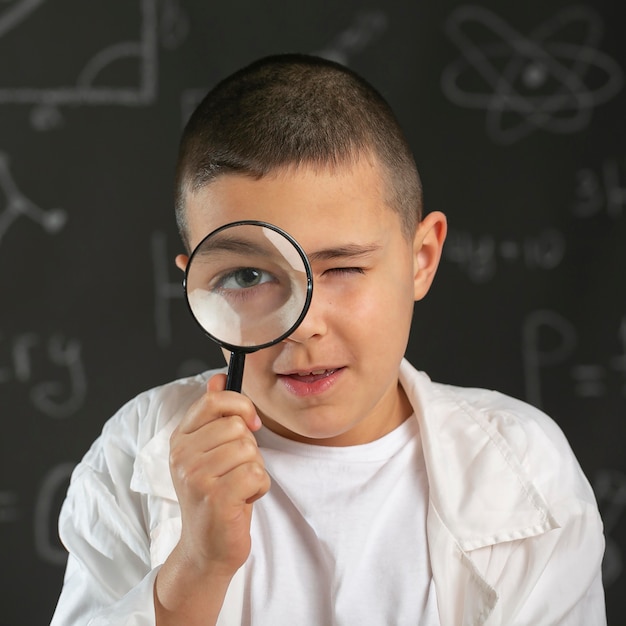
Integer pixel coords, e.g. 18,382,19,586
179,157,446,446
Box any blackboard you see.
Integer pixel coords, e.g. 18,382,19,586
1,1,624,624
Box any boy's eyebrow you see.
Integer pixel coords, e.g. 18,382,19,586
194,238,382,263
307,243,382,262
194,236,267,258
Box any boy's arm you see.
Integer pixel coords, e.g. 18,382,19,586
154,374,269,625
51,374,267,626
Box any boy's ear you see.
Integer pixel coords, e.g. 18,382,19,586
175,254,189,273
412,211,447,301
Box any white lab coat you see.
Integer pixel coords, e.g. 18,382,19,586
50,360,606,625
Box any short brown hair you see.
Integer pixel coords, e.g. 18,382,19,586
175,53,422,248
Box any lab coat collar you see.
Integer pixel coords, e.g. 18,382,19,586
399,359,558,550
399,360,559,624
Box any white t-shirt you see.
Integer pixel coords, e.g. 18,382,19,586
245,416,440,625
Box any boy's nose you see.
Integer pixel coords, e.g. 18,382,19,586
283,290,328,343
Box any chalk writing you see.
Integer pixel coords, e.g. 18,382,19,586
594,469,626,586
0,151,67,248
151,230,184,347
443,228,565,282
522,311,626,408
179,11,388,129
573,157,626,219
0,0,158,129
442,5,624,144
0,332,87,418
34,463,74,565
314,9,388,65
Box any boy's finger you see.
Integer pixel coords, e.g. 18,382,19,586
207,373,227,393
176,375,261,435
207,373,262,431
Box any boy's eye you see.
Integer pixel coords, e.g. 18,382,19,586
217,267,274,290
324,267,366,276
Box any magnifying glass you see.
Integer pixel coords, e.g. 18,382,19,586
183,220,313,392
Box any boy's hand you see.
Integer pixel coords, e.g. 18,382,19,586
168,372,270,579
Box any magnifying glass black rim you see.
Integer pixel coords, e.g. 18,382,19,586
183,219,314,353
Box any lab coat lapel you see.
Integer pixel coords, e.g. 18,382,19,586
399,361,559,625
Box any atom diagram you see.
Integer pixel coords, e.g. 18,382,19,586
0,151,67,249
441,5,624,144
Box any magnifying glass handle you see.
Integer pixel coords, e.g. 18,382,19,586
226,351,246,393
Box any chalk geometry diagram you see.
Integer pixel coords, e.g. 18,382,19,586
0,151,67,247
0,0,158,128
441,5,624,143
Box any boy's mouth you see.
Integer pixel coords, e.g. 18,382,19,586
284,368,339,383
277,367,345,395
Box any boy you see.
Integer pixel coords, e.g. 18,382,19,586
51,54,605,625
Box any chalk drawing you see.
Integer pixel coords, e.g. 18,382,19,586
0,0,158,129
0,0,45,39
594,469,626,586
314,9,388,66
442,5,623,144
0,151,66,248
34,462,74,565
573,157,626,219
522,310,626,408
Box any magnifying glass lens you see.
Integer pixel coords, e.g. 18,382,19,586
185,222,312,351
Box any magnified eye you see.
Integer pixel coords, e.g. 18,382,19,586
216,267,276,291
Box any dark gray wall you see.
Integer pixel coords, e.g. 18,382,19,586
0,1,624,624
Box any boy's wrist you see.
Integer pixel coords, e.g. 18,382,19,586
154,546,234,626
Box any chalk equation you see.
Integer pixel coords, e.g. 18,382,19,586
0,331,87,418
573,157,626,219
441,5,624,144
522,310,626,409
443,228,565,282
34,462,74,565
0,151,66,248
0,0,158,129
1,464,74,565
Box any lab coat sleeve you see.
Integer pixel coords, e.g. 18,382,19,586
50,397,159,626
